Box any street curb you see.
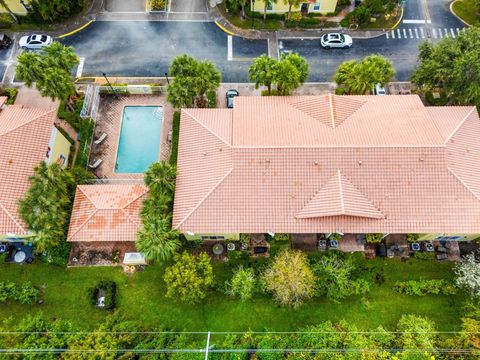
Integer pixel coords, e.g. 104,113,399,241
214,20,235,36
390,6,404,30
58,20,94,38
450,0,473,27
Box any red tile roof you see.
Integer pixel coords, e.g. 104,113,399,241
0,105,56,235
67,184,147,242
173,95,480,234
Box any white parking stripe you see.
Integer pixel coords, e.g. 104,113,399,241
397,28,401,38
408,28,413,38
420,28,425,38
403,28,407,38
444,28,449,37
391,30,395,39
227,35,233,60
414,28,419,38
386,32,389,39
403,19,426,24
456,28,461,35
76,57,85,78
437,29,443,38
450,28,456,38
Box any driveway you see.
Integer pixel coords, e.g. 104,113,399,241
60,21,268,82
170,0,207,12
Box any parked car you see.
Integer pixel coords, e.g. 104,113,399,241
226,89,239,109
19,34,53,50
0,34,12,49
374,83,387,95
320,33,353,49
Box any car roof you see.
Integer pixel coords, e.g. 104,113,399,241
328,33,341,39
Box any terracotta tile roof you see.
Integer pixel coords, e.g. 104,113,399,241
0,105,56,235
296,170,384,219
67,184,148,242
173,95,480,235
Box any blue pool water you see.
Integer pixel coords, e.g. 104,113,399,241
115,106,163,173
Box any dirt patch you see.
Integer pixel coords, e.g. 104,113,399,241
69,241,136,266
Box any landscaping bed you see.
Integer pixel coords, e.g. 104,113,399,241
452,0,480,26
0,256,466,331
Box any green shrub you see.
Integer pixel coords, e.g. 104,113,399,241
289,12,302,22
328,233,342,241
0,281,40,305
169,111,180,166
225,266,256,301
89,280,117,310
414,251,435,260
338,0,351,6
0,87,18,104
406,233,419,243
0,13,15,25
239,233,251,244
150,0,166,10
273,233,290,242
394,280,457,296
206,90,216,108
366,233,383,243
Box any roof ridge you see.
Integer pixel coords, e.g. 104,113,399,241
0,201,26,234
443,107,476,144
183,109,232,147
0,108,56,137
234,145,446,149
174,167,234,229
67,188,98,240
329,94,335,129
286,97,332,129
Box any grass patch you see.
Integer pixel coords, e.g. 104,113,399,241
230,14,281,30
452,0,480,26
0,256,467,331
169,111,180,166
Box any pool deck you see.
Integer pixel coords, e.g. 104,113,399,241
90,94,173,179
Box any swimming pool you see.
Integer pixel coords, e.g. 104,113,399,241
115,106,162,173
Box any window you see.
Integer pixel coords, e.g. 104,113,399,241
313,2,321,10
266,2,273,10
201,235,225,241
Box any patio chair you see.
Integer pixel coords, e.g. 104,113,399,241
94,133,107,145
88,158,103,169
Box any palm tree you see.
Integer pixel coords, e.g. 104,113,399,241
274,60,300,95
169,54,198,77
193,61,221,107
284,0,300,20
37,67,76,104
136,216,180,262
249,55,278,95
282,52,309,84
43,42,79,73
144,162,177,196
16,52,42,87
167,77,196,108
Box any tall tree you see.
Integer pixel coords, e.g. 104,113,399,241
144,161,177,196
411,27,480,107
18,163,76,252
248,55,278,95
15,42,79,108
284,0,300,20
263,250,316,308
282,52,309,84
136,216,180,263
30,0,85,22
334,55,395,94
274,60,300,95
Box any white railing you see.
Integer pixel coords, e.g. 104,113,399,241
80,84,94,119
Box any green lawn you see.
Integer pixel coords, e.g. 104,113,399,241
452,0,480,26
0,256,467,331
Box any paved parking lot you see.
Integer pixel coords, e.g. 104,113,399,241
61,21,268,82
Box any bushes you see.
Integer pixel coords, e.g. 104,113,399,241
169,111,180,166
0,281,40,305
394,280,457,296
206,89,216,108
150,0,166,10
0,87,18,104
225,266,256,301
89,280,117,310
366,233,383,243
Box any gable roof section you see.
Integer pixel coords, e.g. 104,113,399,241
172,109,233,229
67,184,148,242
173,96,480,234
296,170,384,219
0,106,56,235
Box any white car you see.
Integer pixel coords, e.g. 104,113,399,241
320,33,353,49
19,34,53,50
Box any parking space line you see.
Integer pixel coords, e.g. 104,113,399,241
444,28,449,37
450,28,456,38
227,35,233,61
386,32,389,39
408,29,413,38
76,57,85,78
456,28,461,35
391,30,395,39
397,29,401,38
403,29,407,38
420,28,425,38
414,28,419,38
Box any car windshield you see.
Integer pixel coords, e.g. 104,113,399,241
41,35,47,42
26,35,32,43
340,34,345,42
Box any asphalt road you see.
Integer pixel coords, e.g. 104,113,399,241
58,1,465,83
60,21,268,82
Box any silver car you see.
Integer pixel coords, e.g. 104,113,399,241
19,34,53,50
320,33,353,49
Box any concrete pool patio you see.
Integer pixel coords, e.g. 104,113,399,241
90,94,173,179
